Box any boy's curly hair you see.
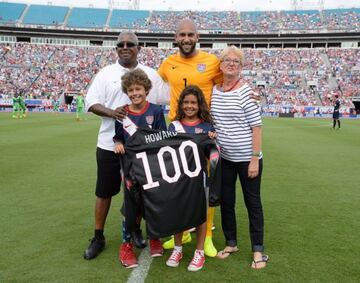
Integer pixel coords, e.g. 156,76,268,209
121,69,152,94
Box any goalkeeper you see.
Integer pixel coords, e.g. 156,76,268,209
76,92,85,121
12,92,26,119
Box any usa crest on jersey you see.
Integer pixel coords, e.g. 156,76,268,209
195,127,204,134
146,115,154,125
197,64,206,73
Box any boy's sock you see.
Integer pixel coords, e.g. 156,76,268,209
122,220,132,243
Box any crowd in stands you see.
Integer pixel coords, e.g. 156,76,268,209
0,43,359,108
148,9,360,33
323,9,360,31
149,10,240,31
1,2,360,33
326,48,360,106
0,43,101,98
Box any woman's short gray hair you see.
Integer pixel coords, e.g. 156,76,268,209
220,45,245,66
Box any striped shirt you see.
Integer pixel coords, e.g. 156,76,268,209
211,83,262,162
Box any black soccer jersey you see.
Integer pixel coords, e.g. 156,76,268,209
123,127,220,239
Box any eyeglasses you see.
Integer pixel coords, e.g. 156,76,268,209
116,42,137,48
222,58,241,65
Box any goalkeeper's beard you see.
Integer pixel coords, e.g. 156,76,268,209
178,43,196,57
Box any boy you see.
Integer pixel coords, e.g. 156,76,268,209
114,69,166,268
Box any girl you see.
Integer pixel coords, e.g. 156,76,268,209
166,85,217,272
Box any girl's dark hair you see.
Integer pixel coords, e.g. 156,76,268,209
121,69,152,94
175,85,213,123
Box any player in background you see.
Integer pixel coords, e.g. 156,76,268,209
75,92,85,121
166,85,216,272
114,69,166,268
19,94,27,118
12,91,26,119
158,18,220,258
332,94,341,130
52,96,60,114
12,92,21,119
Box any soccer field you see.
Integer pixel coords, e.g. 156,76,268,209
1,112,359,282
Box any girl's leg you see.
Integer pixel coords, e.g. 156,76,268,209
166,232,184,267
174,232,183,247
195,222,206,251
187,222,206,272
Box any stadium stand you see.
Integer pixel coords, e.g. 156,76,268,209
323,8,360,32
23,4,68,26
66,7,108,29
240,11,279,33
191,11,240,31
0,2,359,114
1,42,358,109
1,2,360,33
279,10,322,31
109,9,149,30
0,2,26,24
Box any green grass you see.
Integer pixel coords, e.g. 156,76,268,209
1,113,359,282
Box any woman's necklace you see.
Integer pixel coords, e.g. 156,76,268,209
222,78,241,92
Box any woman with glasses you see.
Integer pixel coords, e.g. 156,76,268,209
211,46,269,269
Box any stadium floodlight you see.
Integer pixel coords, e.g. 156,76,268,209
108,0,140,10
291,0,324,11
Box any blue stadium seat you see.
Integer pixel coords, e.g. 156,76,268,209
23,5,68,25
109,9,149,29
0,2,26,24
67,7,108,28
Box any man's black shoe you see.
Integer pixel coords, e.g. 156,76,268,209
83,237,105,260
132,230,146,249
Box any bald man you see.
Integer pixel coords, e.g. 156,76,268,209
159,19,222,121
158,19,221,260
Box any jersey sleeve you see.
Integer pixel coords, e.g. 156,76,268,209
208,143,221,207
167,122,176,132
157,60,168,82
114,120,125,144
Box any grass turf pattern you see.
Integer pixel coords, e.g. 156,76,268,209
1,113,359,282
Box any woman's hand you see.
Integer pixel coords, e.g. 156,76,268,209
248,157,259,178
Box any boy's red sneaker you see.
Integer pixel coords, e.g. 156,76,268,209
119,243,138,268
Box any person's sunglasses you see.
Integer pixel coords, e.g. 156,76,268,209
116,42,137,48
